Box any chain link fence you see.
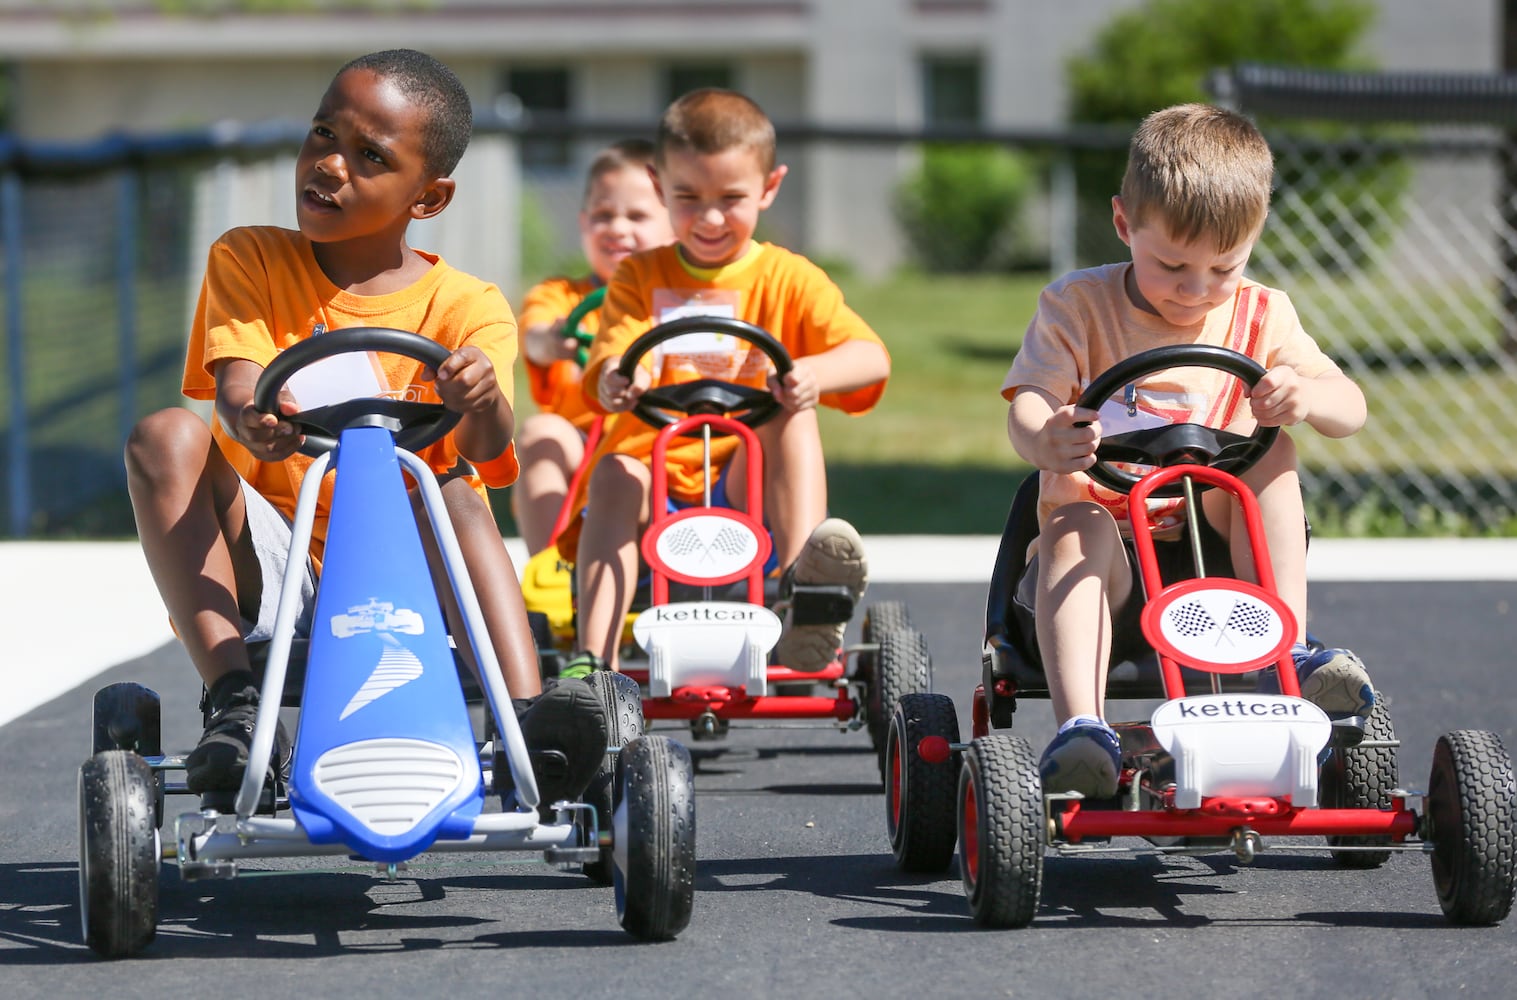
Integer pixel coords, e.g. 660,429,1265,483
3,106,1516,537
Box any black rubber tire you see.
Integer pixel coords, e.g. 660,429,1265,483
583,670,644,885
78,751,159,958
91,683,165,828
863,600,912,643
1320,693,1398,868
958,735,1045,928
866,627,932,776
1427,730,1517,926
615,735,697,941
886,692,961,873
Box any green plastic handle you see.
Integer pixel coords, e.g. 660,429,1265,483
563,285,607,368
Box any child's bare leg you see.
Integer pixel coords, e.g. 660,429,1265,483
1035,502,1131,724
511,413,585,555
419,478,542,699
575,454,650,670
1203,432,1307,643
124,408,259,688
726,408,826,568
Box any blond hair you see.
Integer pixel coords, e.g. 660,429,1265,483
1121,103,1274,252
656,88,775,173
582,137,656,205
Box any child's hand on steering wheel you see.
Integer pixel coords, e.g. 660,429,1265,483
235,392,303,462
768,358,820,412
1247,365,1309,427
1042,404,1101,474
598,356,650,412
427,345,501,415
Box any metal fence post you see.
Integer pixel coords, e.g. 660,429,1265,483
116,168,139,461
2,169,28,537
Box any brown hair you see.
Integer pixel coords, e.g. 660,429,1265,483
1120,103,1274,252
582,137,656,205
656,88,775,173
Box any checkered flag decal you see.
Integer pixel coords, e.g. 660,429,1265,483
664,525,703,557
1223,599,1274,637
1167,600,1218,638
709,525,749,557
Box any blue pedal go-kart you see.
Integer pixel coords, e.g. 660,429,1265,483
884,344,1517,928
77,328,696,958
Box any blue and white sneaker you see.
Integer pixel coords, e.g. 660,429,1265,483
1294,645,1375,717
1039,720,1122,798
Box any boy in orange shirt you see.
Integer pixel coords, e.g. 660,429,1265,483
565,88,891,674
1003,104,1372,797
124,49,605,803
512,139,674,554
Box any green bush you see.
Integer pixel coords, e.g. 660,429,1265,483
893,144,1035,273
1065,0,1397,269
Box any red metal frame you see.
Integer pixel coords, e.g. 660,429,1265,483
1127,463,1301,699
637,411,856,721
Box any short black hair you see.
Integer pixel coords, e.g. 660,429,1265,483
338,48,473,177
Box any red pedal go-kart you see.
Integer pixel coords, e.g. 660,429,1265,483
883,344,1517,928
522,316,930,769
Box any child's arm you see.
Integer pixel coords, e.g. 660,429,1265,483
1006,385,1101,474
430,346,515,462
522,317,578,368
769,339,889,412
1248,367,1367,439
214,358,303,462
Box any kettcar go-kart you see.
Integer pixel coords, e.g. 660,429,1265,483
884,344,1517,928
521,315,931,769
77,328,696,958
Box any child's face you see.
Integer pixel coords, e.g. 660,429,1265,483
1113,196,1257,328
294,68,450,248
579,165,674,283
654,145,786,268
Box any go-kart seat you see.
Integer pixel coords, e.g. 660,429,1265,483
980,473,1262,731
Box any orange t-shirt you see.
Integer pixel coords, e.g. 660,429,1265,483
181,226,521,559
518,274,601,431
1002,263,1341,532
557,242,887,559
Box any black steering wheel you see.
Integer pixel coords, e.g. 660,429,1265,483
1076,344,1279,497
615,315,793,430
254,327,462,457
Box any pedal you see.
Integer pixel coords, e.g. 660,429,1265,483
1328,715,1368,748
787,583,856,626
493,748,570,795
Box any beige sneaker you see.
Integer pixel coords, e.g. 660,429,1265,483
772,518,868,672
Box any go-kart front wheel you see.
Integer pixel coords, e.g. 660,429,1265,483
864,626,932,776
886,692,961,873
614,735,696,940
78,750,160,957
959,735,1044,928
583,670,645,885
1426,730,1517,925
1320,692,1398,868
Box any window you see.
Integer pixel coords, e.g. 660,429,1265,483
922,55,983,128
502,66,572,169
664,63,735,105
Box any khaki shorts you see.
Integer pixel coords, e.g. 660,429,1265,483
239,479,319,643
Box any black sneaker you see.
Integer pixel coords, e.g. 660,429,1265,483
508,677,609,809
185,671,260,794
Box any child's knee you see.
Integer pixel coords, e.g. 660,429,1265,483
1042,502,1125,563
125,408,211,479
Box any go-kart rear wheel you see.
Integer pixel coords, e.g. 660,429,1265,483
863,600,912,641
886,692,961,873
865,627,932,777
1426,730,1517,926
1320,692,1398,868
91,683,164,828
78,750,159,957
958,735,1044,928
583,670,644,885
614,735,696,940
